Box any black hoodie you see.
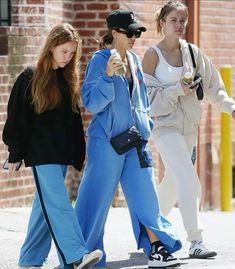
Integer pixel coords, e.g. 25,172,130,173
2,66,85,171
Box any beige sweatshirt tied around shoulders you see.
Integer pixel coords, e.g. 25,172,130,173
144,39,235,135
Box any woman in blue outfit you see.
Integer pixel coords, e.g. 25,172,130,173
2,23,102,269
74,10,182,268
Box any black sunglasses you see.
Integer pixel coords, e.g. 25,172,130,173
115,29,142,38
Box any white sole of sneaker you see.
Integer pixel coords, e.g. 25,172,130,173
148,261,181,268
149,265,180,268
75,250,103,269
189,251,217,259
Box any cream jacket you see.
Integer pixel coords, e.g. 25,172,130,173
144,39,235,135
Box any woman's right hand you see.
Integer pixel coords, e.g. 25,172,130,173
180,81,198,96
106,54,125,77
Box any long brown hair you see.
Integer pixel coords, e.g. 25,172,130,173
31,23,82,114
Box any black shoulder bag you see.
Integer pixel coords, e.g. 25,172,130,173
188,43,204,100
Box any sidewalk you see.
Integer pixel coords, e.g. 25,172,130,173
0,207,234,269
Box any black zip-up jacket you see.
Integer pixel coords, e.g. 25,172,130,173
2,66,85,171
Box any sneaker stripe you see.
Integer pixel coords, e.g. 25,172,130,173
194,249,203,255
149,254,163,262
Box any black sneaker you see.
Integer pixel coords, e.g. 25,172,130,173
73,249,103,269
148,245,180,268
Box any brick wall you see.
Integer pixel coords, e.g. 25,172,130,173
0,0,234,209
11,0,65,26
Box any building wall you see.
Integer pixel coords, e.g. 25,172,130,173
198,0,235,209
0,0,234,209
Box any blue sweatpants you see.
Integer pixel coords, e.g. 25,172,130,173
18,164,88,269
75,137,182,266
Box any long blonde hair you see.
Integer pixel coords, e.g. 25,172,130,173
31,23,82,114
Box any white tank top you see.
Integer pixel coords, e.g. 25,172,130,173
152,46,183,86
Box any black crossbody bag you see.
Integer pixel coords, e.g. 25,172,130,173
188,43,204,100
110,125,142,155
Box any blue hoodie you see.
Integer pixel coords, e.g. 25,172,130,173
82,48,153,140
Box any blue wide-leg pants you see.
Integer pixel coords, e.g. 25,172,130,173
75,137,181,266
18,164,88,269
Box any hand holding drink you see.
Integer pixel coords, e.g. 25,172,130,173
182,71,193,85
181,65,196,96
110,49,126,76
181,62,193,85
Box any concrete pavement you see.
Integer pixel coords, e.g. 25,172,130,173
0,207,235,269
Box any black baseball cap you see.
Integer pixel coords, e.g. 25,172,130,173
106,10,146,33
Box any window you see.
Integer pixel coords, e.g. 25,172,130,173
0,0,11,26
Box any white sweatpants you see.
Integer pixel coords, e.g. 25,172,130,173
153,129,203,242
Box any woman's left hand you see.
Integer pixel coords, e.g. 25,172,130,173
180,81,198,96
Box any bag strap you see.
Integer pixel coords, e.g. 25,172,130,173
188,43,196,69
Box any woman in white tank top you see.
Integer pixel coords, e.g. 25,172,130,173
142,0,235,261
151,45,183,86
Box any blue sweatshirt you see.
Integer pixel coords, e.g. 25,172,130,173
82,48,153,140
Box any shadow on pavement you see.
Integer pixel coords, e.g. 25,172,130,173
97,252,184,269
96,252,147,268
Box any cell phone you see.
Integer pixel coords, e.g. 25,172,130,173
190,77,202,89
3,159,23,171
